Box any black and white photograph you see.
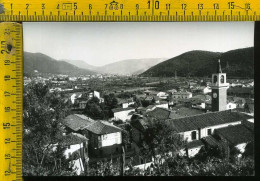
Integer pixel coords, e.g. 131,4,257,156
22,22,254,176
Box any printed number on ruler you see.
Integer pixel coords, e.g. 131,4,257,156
0,22,23,181
0,0,259,21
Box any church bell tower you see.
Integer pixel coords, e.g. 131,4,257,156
210,59,229,112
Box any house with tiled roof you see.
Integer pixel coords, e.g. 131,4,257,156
172,107,205,118
144,90,168,99
117,98,135,108
130,116,149,145
202,135,223,149
168,96,179,106
190,99,206,109
78,100,88,109
214,124,253,153
244,98,254,116
154,100,169,109
58,133,88,175
70,92,83,104
60,132,88,159
112,107,136,122
191,94,211,102
165,110,253,157
196,86,212,94
62,114,95,133
226,102,237,110
227,96,246,108
172,91,192,99
85,120,123,157
156,92,168,99
146,107,182,120
179,140,205,158
62,114,123,158
167,89,177,96
136,107,147,115
201,123,254,158
145,105,157,112
167,110,252,142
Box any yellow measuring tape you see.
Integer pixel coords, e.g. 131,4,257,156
0,0,260,21
0,0,258,180
0,22,23,181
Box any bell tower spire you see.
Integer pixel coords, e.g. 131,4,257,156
210,59,229,112
216,59,222,73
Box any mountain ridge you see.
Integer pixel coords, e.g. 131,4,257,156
141,47,254,78
61,57,168,75
95,58,168,75
24,52,97,76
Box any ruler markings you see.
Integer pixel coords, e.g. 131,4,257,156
0,22,23,181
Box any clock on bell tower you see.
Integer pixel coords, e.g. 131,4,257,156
210,59,229,112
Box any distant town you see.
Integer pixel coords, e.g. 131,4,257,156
23,59,254,176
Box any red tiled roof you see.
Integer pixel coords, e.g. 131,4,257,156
146,107,171,120
112,107,135,113
192,95,211,101
186,140,204,149
146,105,156,109
130,117,148,133
242,120,254,131
174,107,205,117
117,98,134,104
84,121,122,135
62,114,95,131
146,107,182,120
202,135,222,148
60,133,88,146
167,110,253,133
156,100,168,105
191,99,204,105
215,124,254,146
144,96,153,101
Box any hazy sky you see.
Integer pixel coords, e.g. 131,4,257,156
23,22,254,66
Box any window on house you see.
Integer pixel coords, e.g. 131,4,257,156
207,129,212,135
191,131,197,140
229,105,231,108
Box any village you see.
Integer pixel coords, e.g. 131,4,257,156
23,60,254,175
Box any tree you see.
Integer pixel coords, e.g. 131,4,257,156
138,117,185,169
104,93,118,118
83,97,104,120
134,97,142,107
104,93,118,109
83,152,255,176
141,100,150,107
118,123,132,148
79,114,255,176
23,82,77,176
